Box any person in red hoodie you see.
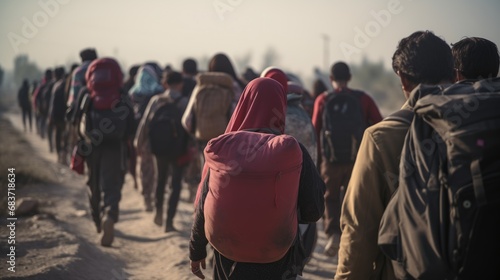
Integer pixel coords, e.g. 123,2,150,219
189,77,325,280
311,61,382,257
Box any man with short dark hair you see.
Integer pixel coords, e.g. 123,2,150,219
335,30,454,280
135,71,189,232
452,37,499,81
311,61,382,258
68,48,98,107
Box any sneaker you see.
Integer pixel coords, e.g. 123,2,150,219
324,234,340,257
153,210,163,226
101,217,114,247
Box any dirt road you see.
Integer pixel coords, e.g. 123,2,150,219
0,112,336,280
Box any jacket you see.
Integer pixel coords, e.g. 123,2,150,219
335,102,410,280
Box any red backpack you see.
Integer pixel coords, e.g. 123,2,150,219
85,58,123,110
82,58,127,143
203,130,303,263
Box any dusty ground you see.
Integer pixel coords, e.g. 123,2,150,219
0,110,337,280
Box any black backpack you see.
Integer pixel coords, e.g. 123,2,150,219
378,79,500,280
148,97,187,159
321,90,365,163
79,91,129,146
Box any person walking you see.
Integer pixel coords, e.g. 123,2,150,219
75,57,135,247
335,30,455,280
130,63,165,211
311,61,383,257
135,71,189,232
18,79,33,132
189,77,325,279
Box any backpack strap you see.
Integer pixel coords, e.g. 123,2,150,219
170,94,183,105
243,128,281,135
383,109,414,125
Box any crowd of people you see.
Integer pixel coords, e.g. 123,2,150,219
16,30,499,279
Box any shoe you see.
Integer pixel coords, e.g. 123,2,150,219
154,210,163,226
101,217,114,247
144,196,153,212
96,222,102,234
165,221,177,232
324,234,340,257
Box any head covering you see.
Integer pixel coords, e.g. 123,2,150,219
286,81,304,103
260,66,288,93
225,77,286,134
128,64,164,100
286,81,304,95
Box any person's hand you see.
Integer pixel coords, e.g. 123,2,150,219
190,258,206,279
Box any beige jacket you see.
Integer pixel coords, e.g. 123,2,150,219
335,104,411,280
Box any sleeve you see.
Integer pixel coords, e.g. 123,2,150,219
68,69,81,106
49,83,59,119
32,86,40,110
125,97,136,141
134,96,159,150
311,94,325,165
297,143,326,223
181,86,198,134
311,94,324,137
362,94,383,126
189,166,210,261
335,130,387,280
70,86,88,125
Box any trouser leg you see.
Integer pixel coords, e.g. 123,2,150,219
100,143,126,223
166,163,185,224
155,156,169,210
321,161,354,237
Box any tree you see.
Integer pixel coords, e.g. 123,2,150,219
348,56,405,116
13,55,42,87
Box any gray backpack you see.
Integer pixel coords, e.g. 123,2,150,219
285,93,317,165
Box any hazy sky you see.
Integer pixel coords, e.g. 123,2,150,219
1,0,500,80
